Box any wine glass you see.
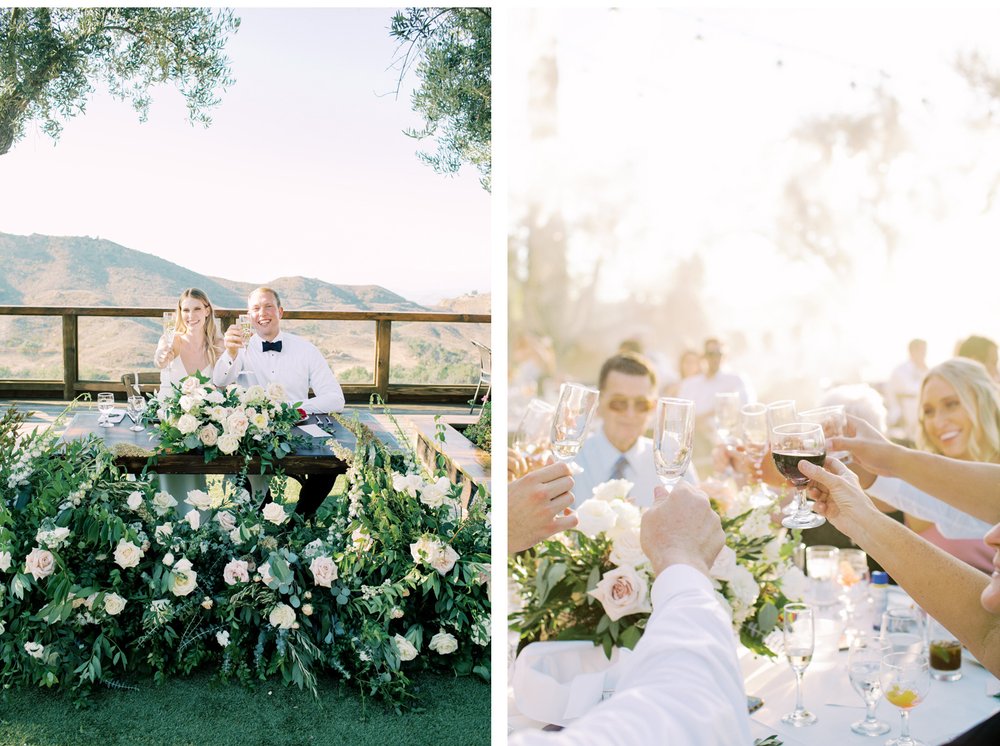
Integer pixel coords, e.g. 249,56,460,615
881,650,931,746
163,311,177,345
238,314,254,346
847,635,892,736
781,602,817,727
653,397,695,491
740,403,777,501
97,392,115,428
549,383,599,462
771,422,826,529
766,399,797,430
513,399,555,467
126,395,147,432
800,405,850,464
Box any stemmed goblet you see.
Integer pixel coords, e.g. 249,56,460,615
767,400,799,514
771,422,826,529
781,602,817,727
550,383,599,463
513,399,555,467
881,651,931,746
126,395,147,432
653,397,695,491
847,634,892,736
800,405,850,464
97,392,115,428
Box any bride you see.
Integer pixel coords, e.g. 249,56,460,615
155,288,224,389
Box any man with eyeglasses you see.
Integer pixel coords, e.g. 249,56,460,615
571,352,696,508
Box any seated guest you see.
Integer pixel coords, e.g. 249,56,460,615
571,352,696,509
957,334,999,384
509,483,752,745
214,287,345,516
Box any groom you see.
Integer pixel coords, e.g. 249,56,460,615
213,286,346,516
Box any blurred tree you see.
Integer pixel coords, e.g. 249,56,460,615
0,7,239,157
390,8,491,191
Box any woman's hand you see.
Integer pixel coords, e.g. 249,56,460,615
801,457,882,540
153,335,176,368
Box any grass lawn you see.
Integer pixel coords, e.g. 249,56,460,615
0,671,490,746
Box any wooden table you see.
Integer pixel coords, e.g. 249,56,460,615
59,411,397,475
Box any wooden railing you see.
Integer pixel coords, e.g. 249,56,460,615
0,306,490,404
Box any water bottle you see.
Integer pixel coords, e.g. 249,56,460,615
870,570,890,630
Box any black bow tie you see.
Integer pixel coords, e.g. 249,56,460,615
262,340,282,352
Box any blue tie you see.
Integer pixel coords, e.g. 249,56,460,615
262,340,282,352
610,456,628,481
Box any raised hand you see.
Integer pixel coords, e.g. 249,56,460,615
640,482,724,578
508,462,577,553
154,334,176,367
223,323,243,358
800,457,881,539
829,415,906,488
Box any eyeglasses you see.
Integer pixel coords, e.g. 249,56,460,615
605,396,656,413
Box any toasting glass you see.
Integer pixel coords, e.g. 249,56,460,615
800,405,850,463
513,399,555,465
97,392,115,428
847,635,892,736
881,651,931,746
163,311,177,345
653,397,695,491
771,422,826,529
238,314,253,346
740,403,776,501
550,383,599,462
781,603,817,727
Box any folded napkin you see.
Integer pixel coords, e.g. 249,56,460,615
512,641,632,726
297,424,329,438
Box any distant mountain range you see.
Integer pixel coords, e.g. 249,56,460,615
0,232,490,384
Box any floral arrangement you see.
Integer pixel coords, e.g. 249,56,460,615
464,401,491,451
509,478,805,658
0,402,491,708
147,373,305,472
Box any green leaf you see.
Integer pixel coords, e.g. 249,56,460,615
756,602,779,635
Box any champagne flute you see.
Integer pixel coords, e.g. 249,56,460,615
740,403,776,502
163,311,177,345
881,651,931,746
781,602,817,727
847,635,892,736
800,405,850,464
238,314,253,347
767,400,799,513
126,395,147,432
549,383,599,462
714,391,742,445
513,399,555,466
653,397,695,491
97,392,115,428
771,422,826,529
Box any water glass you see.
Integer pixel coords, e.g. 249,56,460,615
97,392,115,428
880,608,927,656
847,635,891,736
806,545,840,607
126,395,146,432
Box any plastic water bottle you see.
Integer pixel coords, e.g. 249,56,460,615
870,570,890,630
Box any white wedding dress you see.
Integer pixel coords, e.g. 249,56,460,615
158,357,215,521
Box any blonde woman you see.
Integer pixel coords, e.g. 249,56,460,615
905,358,1000,572
155,288,224,390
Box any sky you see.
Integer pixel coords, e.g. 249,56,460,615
509,6,1000,387
0,7,490,305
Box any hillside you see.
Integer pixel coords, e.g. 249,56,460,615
0,232,490,385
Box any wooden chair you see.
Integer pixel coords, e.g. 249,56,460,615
120,372,161,398
469,340,491,414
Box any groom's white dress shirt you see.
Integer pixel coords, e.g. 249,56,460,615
212,331,345,414
509,564,752,746
570,429,697,509
867,476,992,539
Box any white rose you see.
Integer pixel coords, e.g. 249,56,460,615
205,389,225,405
588,565,652,621
180,376,200,395
178,394,198,413
216,630,230,647
185,489,213,511
780,564,808,602
409,536,438,565
223,559,250,585
163,552,175,566
608,527,648,568
262,503,287,526
171,557,198,596
607,499,642,535
243,385,267,403
228,526,243,544
392,472,423,498
24,641,45,659
215,511,236,532
24,547,56,580
0,551,11,572
250,412,269,430
184,510,201,531
430,543,460,576
176,413,200,434
394,634,418,661
103,593,127,616
198,425,219,447
741,509,773,540
729,565,760,609
709,545,739,582
225,412,250,438
155,523,173,542
36,527,71,549
268,603,296,629
592,478,634,502
209,405,227,422
390,607,404,619
351,527,373,552
302,603,313,616
574,499,617,537
259,562,274,585
126,491,144,511
114,540,143,569
217,433,240,455
309,556,339,587
428,630,458,655
266,382,287,402
419,477,452,508
151,491,178,516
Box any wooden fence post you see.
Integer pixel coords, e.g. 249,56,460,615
62,313,78,400
375,319,391,403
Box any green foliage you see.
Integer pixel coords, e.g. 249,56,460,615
390,8,491,190
463,401,491,451
0,7,240,156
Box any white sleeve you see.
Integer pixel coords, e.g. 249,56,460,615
212,349,244,388
509,565,752,746
301,345,345,414
867,476,992,539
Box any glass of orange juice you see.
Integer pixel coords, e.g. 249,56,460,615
880,650,931,746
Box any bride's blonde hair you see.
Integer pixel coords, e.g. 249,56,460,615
175,288,222,367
